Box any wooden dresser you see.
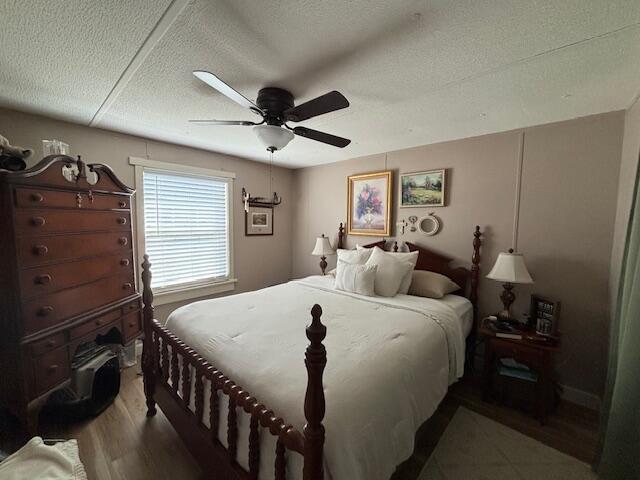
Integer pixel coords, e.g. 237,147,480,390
0,155,142,436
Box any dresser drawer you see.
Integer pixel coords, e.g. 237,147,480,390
15,188,130,210
23,274,136,335
33,346,70,396
29,332,66,357
18,232,132,267
69,309,121,340
15,209,130,235
122,311,142,341
20,252,134,298
121,299,140,316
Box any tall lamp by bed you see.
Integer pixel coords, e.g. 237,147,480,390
486,248,534,320
312,234,335,275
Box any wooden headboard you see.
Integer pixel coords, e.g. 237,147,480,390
336,222,482,306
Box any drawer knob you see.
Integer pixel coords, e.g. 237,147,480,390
76,192,82,208
30,193,44,203
45,339,56,348
129,321,136,328
117,217,127,225
30,216,46,227
33,245,48,256
123,283,132,290
120,259,130,266
118,200,127,208
128,304,135,310
48,364,59,374
35,274,52,285
95,319,103,326
38,306,54,316
118,237,128,246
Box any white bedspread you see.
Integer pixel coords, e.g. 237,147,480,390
165,275,469,480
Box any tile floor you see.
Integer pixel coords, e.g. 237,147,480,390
418,407,597,480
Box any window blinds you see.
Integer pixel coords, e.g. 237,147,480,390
143,169,230,290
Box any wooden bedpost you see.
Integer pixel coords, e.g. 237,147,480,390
467,226,482,371
141,254,157,417
337,222,345,249
303,304,327,480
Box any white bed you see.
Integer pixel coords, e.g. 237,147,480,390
164,275,472,480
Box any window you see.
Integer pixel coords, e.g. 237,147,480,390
131,158,235,304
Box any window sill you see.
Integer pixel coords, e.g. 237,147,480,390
152,279,237,306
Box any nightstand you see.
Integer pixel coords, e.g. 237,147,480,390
480,323,559,423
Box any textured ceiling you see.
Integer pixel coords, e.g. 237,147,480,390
2,0,640,167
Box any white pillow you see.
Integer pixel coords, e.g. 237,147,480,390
409,270,460,298
334,261,377,296
356,245,418,294
365,247,414,297
336,248,372,265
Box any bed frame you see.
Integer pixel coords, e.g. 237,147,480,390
140,225,482,480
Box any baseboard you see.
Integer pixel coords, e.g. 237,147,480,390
559,384,601,412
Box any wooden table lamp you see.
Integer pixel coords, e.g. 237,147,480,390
486,248,534,320
311,234,335,275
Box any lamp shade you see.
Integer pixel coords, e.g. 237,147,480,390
311,235,335,256
486,250,534,284
253,125,294,151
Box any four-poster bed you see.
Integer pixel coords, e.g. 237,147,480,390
140,224,482,480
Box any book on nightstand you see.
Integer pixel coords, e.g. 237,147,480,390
498,358,538,382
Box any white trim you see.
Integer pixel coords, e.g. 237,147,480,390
90,0,191,126
131,157,236,305
129,156,236,179
153,279,237,306
559,383,601,412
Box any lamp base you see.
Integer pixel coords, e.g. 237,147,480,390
498,283,516,319
319,256,327,275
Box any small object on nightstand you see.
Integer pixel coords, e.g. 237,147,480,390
529,294,561,335
480,323,559,423
486,249,534,320
311,234,335,275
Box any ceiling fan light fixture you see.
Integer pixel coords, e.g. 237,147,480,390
253,125,294,151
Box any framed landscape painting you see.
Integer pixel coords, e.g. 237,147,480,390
401,169,446,207
347,171,392,236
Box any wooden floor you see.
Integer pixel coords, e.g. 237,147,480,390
0,366,598,480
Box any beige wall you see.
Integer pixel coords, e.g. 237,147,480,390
1,106,628,398
292,111,625,398
610,96,640,317
0,108,294,321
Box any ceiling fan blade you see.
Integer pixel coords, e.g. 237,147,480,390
293,126,351,148
189,120,258,126
193,70,264,116
284,91,349,122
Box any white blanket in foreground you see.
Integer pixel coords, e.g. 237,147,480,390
166,276,468,480
0,437,87,480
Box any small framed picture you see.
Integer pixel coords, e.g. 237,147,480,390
529,294,560,337
245,205,273,236
400,169,446,207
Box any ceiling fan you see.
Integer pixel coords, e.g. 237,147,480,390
190,71,351,152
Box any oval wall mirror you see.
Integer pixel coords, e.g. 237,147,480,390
417,213,441,236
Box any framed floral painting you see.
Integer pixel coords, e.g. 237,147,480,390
347,171,392,236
